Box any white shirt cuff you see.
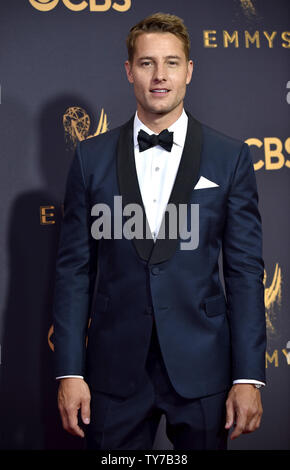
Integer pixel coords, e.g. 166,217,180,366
55,377,265,386
56,375,84,380
233,379,265,386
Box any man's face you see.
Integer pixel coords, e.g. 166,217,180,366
125,32,193,120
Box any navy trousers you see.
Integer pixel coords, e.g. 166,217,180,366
85,320,229,450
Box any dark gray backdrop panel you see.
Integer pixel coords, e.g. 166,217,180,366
0,0,289,450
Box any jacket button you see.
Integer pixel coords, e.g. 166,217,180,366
151,266,160,275
146,306,153,315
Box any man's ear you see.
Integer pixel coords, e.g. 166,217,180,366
124,60,134,84
186,60,194,85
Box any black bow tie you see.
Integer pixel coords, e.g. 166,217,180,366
137,128,174,152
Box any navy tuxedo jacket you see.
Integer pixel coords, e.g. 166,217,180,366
52,110,267,399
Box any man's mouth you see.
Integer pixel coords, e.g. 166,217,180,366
150,89,170,94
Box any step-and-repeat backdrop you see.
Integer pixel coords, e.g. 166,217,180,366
0,0,289,450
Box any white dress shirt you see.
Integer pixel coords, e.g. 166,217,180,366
57,108,265,387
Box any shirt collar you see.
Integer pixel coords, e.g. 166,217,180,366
133,108,188,150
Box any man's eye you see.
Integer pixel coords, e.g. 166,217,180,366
141,61,151,66
168,61,178,66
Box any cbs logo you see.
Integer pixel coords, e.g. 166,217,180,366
29,0,131,12
247,137,290,170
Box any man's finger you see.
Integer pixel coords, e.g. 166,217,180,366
81,396,91,425
58,404,69,432
225,397,234,429
244,413,261,433
66,405,85,437
230,412,247,440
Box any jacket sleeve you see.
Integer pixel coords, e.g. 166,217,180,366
52,141,98,378
222,142,267,383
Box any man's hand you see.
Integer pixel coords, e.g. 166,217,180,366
225,384,263,440
57,378,91,438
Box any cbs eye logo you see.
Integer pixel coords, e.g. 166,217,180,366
29,0,131,12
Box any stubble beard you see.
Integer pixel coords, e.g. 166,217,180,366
140,94,185,119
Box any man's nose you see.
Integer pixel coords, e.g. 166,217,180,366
153,63,167,81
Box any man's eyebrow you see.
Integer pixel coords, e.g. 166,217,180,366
137,55,182,61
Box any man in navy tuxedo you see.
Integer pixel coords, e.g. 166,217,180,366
53,12,266,450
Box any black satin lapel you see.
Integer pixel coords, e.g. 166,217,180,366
148,110,202,265
116,115,155,261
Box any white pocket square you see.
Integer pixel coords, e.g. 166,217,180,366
194,176,219,190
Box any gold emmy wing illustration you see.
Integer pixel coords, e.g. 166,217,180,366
264,263,282,335
63,106,108,149
240,0,256,18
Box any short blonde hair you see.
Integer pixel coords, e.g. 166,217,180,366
126,12,190,63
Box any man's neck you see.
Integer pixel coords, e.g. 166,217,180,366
136,106,184,133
